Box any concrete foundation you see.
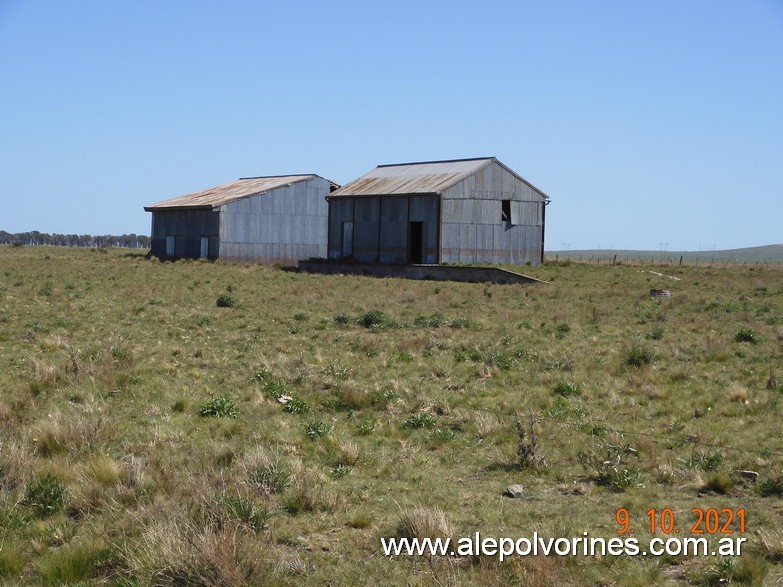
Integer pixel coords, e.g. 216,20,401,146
296,261,544,285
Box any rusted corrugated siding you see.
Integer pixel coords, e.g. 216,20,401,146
145,175,319,210
329,159,495,198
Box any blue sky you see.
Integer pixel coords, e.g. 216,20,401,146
1,1,781,250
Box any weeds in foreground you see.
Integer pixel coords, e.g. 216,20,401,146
625,344,654,367
24,473,68,518
4,247,783,585
198,396,239,418
249,459,291,495
734,327,759,344
216,293,239,308
578,437,641,491
515,411,544,470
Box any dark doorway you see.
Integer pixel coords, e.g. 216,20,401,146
408,221,423,264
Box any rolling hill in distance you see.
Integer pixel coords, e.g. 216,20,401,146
546,244,783,263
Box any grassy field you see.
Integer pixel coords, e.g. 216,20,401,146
1,246,783,585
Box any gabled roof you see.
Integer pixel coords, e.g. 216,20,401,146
328,157,549,200
144,175,337,211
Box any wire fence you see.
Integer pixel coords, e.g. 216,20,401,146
545,254,783,270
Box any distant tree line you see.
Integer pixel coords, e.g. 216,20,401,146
0,230,150,249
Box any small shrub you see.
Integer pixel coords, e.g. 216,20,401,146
172,399,188,413
734,328,758,344
515,412,543,469
325,362,351,379
216,293,238,308
404,413,436,429
684,451,725,471
24,474,68,517
331,464,352,478
448,317,473,329
263,378,289,398
394,351,414,363
484,349,515,371
413,312,446,328
221,496,272,533
701,472,735,495
195,315,212,327
198,396,239,419
357,310,398,329
647,326,665,340
250,461,291,495
552,382,581,397
333,313,351,325
756,477,783,498
292,312,308,321
283,398,310,414
578,438,641,491
427,427,455,448
253,367,272,381
625,344,654,367
370,387,400,407
283,490,320,516
304,419,334,439
355,417,378,435
554,322,571,338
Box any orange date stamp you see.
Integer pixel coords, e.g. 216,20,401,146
616,508,746,535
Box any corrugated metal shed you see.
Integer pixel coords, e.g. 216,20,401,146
145,175,328,210
326,157,549,266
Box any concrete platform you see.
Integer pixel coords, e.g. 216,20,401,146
296,261,545,285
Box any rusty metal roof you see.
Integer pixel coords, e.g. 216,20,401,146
329,158,496,198
144,175,331,211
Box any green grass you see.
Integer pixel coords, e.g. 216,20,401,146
2,245,783,584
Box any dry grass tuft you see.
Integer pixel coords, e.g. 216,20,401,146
755,528,783,562
728,383,749,404
120,516,268,586
32,409,116,457
335,439,360,467
394,505,454,542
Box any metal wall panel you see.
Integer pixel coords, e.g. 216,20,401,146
438,161,545,265
149,209,220,259
379,196,408,264
221,177,329,261
354,198,380,262
327,198,354,259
